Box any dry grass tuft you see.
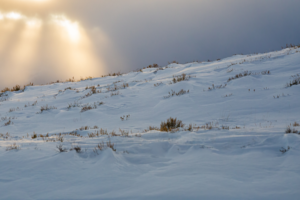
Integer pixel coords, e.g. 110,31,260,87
293,122,300,127
160,117,184,132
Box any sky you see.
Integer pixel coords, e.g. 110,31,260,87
0,0,300,89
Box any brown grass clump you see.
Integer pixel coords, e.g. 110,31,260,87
80,102,104,112
293,122,300,127
1,82,33,93
119,128,129,137
172,73,193,83
160,117,184,132
106,140,116,151
228,70,270,82
93,140,116,154
4,120,13,126
32,132,38,139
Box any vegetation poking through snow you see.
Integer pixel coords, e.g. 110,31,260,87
71,146,82,153
286,74,300,87
24,101,38,107
164,89,189,98
93,140,116,154
4,120,13,126
207,84,227,91
160,117,184,132
285,125,299,134
6,143,20,151
223,93,233,98
171,73,194,84
227,70,270,82
81,101,104,112
154,82,163,87
111,91,120,96
38,105,57,113
273,93,289,99
56,144,67,152
120,115,130,121
1,82,33,93
280,146,290,154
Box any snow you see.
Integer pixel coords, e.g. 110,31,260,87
0,47,300,199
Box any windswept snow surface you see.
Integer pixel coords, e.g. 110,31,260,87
0,48,300,199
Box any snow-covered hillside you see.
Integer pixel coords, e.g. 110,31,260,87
1,47,300,199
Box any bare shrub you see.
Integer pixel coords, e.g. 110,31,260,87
6,143,20,151
160,117,184,132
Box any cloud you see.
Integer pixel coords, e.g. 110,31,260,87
0,0,300,89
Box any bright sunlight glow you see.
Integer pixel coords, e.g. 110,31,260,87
51,15,80,42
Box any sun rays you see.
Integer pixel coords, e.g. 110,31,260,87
0,10,107,87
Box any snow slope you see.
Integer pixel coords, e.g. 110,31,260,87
0,47,300,199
